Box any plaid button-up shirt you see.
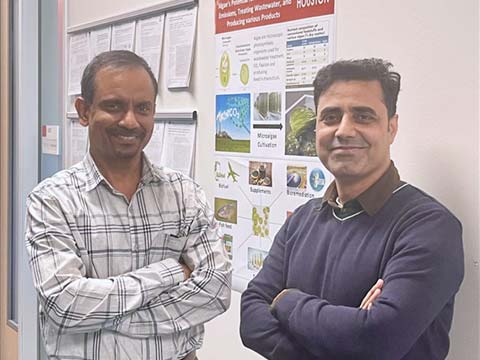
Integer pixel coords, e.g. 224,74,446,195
25,153,232,360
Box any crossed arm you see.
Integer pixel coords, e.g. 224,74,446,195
26,187,231,336
271,279,384,311
113,214,232,337
240,210,464,359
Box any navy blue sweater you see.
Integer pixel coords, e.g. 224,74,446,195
240,184,464,359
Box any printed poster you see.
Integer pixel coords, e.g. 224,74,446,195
215,0,336,292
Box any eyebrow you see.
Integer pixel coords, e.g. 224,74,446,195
319,107,342,116
98,98,153,106
98,97,124,103
350,106,377,115
319,106,378,116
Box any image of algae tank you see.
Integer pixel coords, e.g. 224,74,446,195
285,91,317,157
253,92,281,121
216,93,251,153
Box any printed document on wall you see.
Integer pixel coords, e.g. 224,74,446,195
70,120,89,166
161,122,196,177
90,26,112,57
144,121,166,167
68,33,90,95
136,15,165,82
166,6,198,88
214,0,336,292
111,21,136,51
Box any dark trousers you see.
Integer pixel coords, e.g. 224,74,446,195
182,351,197,360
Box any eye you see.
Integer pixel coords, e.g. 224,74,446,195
321,113,341,125
103,101,123,112
354,113,375,123
136,103,152,115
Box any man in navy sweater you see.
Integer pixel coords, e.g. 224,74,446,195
240,59,464,359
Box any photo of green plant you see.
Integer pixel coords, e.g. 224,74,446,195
285,91,317,156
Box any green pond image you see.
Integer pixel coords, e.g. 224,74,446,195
215,138,250,153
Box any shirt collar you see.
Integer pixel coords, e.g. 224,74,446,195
321,162,401,216
82,152,161,192
83,152,106,192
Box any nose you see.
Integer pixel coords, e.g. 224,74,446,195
335,114,356,138
119,107,139,129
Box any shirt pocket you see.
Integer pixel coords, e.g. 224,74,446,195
147,230,188,265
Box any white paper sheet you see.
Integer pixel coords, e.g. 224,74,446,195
70,121,89,165
135,15,165,81
41,125,60,155
144,122,166,167
111,21,136,51
161,122,196,176
166,7,198,88
68,33,90,95
90,26,112,57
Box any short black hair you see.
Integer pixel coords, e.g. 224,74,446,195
80,50,158,105
313,58,401,118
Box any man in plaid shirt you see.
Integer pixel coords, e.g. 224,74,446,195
25,50,232,360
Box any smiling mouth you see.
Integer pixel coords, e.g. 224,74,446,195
331,146,366,151
113,134,140,143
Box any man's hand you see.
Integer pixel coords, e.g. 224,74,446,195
271,289,291,308
180,261,193,280
359,279,384,310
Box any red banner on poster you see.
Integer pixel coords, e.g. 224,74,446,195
215,0,334,34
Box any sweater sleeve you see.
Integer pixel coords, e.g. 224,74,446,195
271,209,464,359
240,221,313,360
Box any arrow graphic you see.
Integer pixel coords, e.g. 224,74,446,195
253,123,283,130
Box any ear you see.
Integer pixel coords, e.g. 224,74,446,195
74,97,90,127
388,114,398,144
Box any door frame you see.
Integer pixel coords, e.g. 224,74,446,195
14,1,41,359
0,0,19,358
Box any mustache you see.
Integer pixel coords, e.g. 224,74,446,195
327,137,368,150
107,127,145,137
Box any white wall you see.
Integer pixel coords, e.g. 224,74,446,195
67,0,479,359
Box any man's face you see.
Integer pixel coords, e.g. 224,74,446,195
77,66,156,165
315,80,397,184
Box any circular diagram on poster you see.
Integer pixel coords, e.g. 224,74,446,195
309,168,326,192
219,51,231,87
240,63,249,85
